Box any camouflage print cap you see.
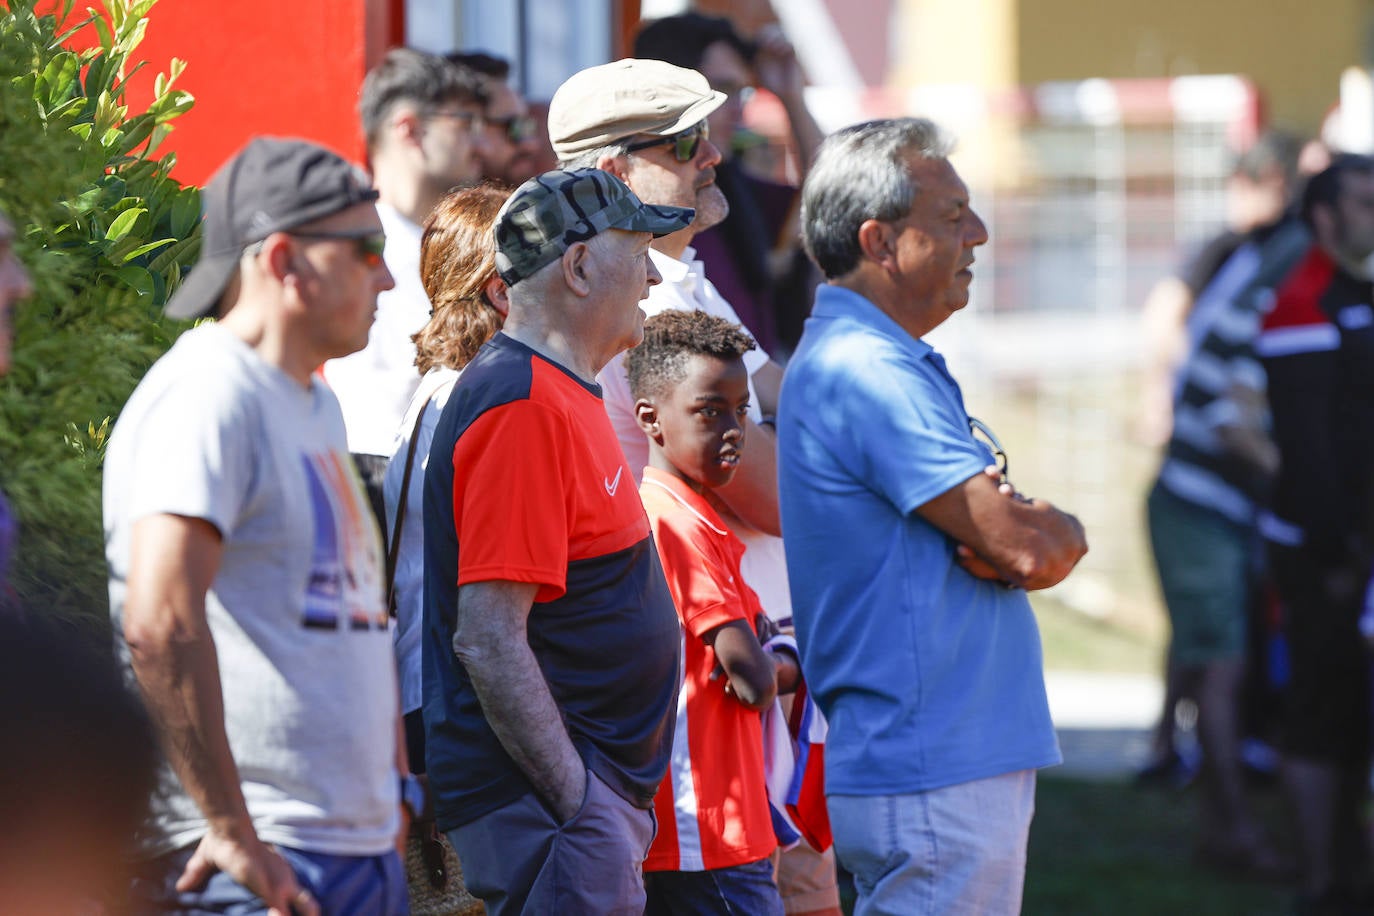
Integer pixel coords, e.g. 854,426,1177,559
494,168,694,287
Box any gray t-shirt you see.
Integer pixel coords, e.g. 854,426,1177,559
105,323,399,858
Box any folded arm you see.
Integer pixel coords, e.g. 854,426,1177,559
918,470,1088,591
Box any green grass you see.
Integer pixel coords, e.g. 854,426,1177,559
1024,776,1293,915
1033,592,1161,675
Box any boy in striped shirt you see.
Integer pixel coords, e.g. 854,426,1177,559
628,310,800,914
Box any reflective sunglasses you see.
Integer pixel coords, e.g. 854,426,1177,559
289,230,387,268
625,121,710,163
488,114,537,144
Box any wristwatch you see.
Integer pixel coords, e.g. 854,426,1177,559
400,773,427,819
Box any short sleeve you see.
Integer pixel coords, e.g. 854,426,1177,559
651,511,748,640
120,378,258,538
451,401,573,601
823,348,988,515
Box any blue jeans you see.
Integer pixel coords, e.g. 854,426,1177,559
828,770,1036,916
643,857,785,915
128,843,408,914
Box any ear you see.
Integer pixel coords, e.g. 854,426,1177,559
261,233,296,285
483,275,511,317
856,218,896,271
634,398,662,441
561,241,593,297
597,153,631,182
393,105,424,148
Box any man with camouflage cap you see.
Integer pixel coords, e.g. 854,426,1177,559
421,168,692,914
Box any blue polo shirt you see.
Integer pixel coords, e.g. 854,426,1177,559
777,285,1060,796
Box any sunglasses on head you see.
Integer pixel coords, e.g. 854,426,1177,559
488,115,537,144
288,230,387,268
625,122,709,163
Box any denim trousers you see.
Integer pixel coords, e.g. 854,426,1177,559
643,856,785,916
828,769,1036,916
128,843,408,915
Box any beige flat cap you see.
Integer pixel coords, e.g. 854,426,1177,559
548,58,727,160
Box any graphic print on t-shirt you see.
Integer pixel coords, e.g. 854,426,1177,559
300,450,385,631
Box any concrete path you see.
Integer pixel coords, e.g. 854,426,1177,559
1044,671,1163,780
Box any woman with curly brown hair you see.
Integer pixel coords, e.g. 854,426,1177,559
382,184,510,773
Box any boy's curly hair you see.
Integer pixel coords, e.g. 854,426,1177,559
626,309,756,401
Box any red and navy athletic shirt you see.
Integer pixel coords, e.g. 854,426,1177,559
421,333,682,830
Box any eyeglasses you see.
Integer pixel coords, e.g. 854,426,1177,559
625,121,710,163
289,230,387,268
487,115,537,144
967,416,1011,490
428,109,487,136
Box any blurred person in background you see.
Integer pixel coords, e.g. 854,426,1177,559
325,48,490,528
634,12,823,357
1136,131,1306,790
1141,129,1308,879
1258,153,1374,913
384,183,509,777
445,52,544,187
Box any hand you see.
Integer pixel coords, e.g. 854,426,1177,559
551,771,587,825
177,824,317,916
955,544,1008,582
755,612,782,644
752,24,805,101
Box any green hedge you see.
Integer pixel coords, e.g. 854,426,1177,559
0,0,199,622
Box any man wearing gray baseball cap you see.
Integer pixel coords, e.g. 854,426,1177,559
106,137,410,915
421,168,692,914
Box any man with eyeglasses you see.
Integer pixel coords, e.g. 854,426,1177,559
446,51,544,187
324,48,490,529
779,119,1088,916
105,138,409,915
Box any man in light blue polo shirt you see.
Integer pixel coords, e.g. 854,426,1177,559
778,118,1089,915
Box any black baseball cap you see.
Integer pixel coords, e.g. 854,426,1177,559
165,137,379,320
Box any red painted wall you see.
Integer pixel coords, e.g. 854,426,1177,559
48,0,402,185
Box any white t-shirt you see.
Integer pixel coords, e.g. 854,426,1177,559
105,323,400,858
382,366,460,716
598,246,792,620
323,202,430,457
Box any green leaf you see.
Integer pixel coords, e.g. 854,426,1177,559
112,265,155,297
40,50,79,107
120,237,174,261
169,188,200,238
105,206,147,241
89,9,113,51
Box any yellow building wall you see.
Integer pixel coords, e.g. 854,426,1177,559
1014,0,1372,135
893,0,1019,91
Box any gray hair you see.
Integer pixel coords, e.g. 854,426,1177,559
801,118,954,279
559,142,630,172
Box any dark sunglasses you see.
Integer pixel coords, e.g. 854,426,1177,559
488,115,537,144
289,230,387,268
625,122,709,163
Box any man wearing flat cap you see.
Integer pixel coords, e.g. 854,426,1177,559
105,137,410,915
421,168,692,914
